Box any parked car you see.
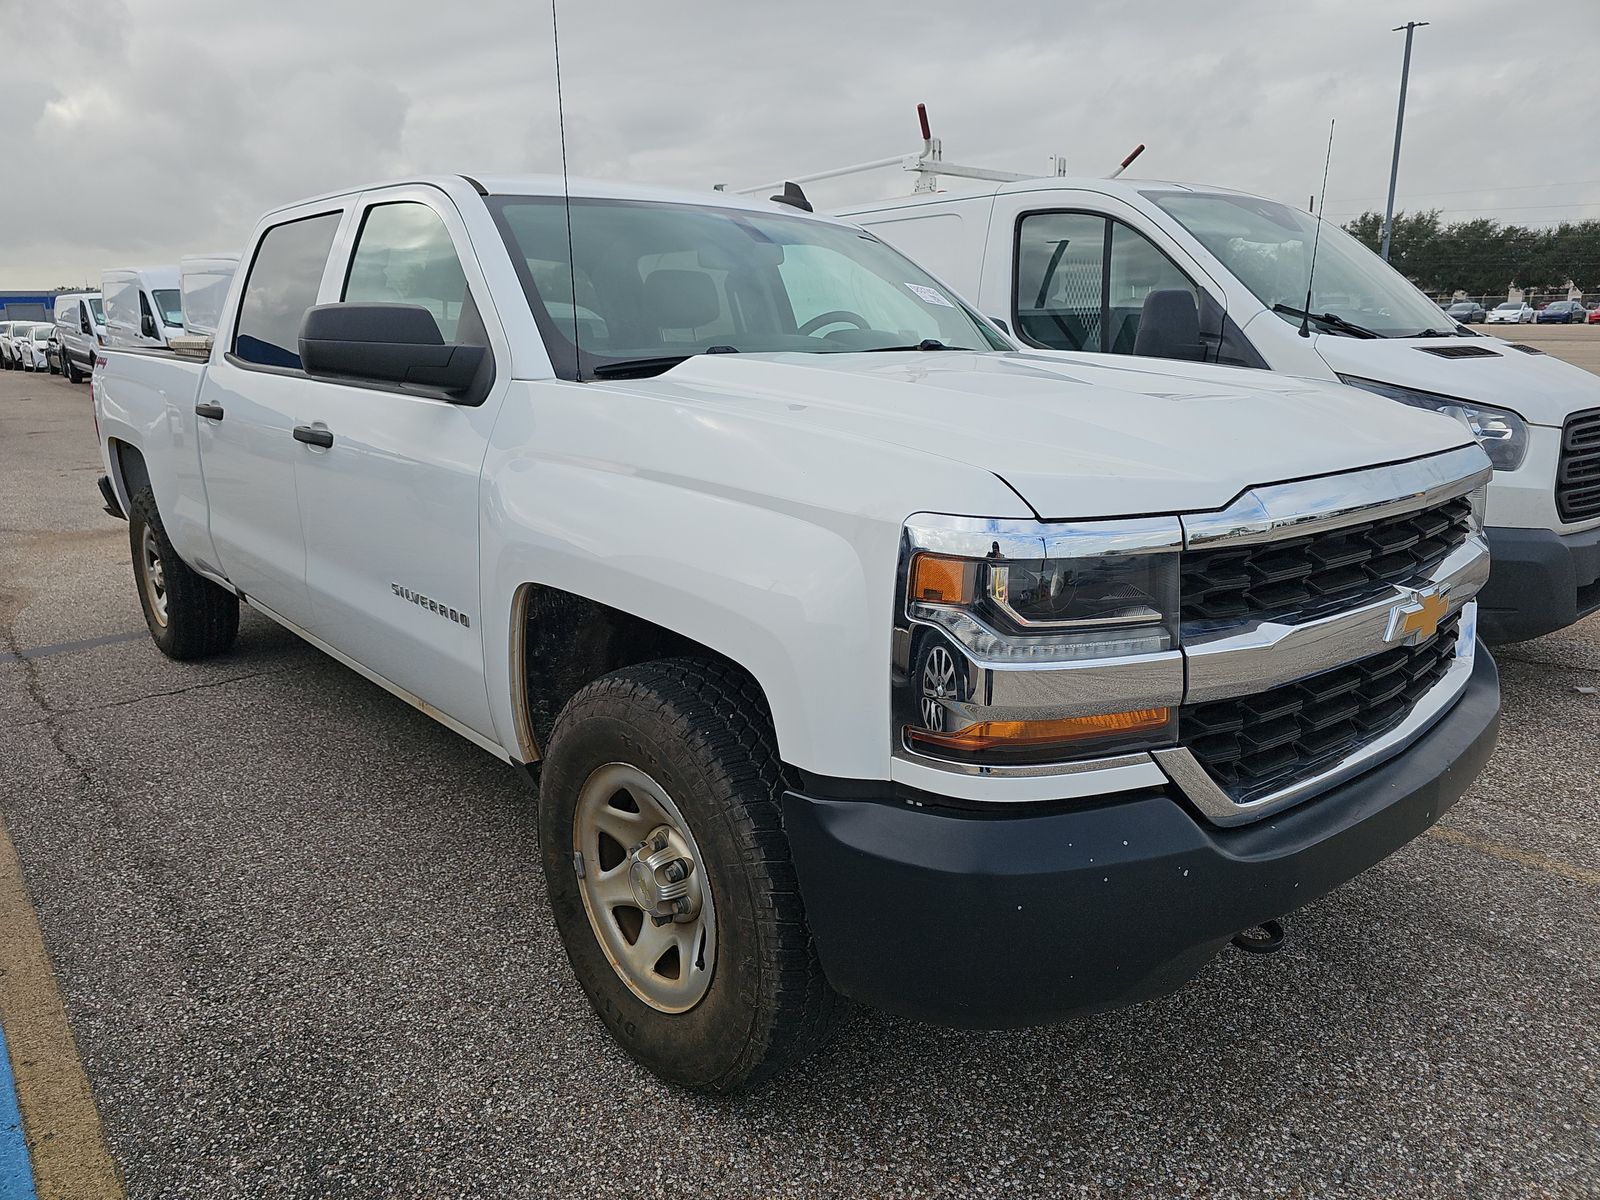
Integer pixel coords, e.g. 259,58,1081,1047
53,292,105,382
45,329,64,374
1536,300,1586,324
178,253,240,337
1487,301,1534,324
1588,305,1600,326
1446,301,1487,324
0,321,15,369
102,266,184,349
94,173,1499,1091
829,162,1600,643
17,322,54,370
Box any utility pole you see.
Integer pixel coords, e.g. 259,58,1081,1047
1380,20,1429,262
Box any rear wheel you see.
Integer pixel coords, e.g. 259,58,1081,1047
539,658,840,1092
63,353,81,383
128,487,239,659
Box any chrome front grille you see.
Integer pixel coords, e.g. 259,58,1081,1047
1557,408,1600,523
1180,495,1475,625
1178,613,1460,806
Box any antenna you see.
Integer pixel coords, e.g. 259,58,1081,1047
550,0,581,377
1299,119,1335,339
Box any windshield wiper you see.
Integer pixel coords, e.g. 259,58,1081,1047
588,347,741,379
1271,304,1381,339
860,339,976,352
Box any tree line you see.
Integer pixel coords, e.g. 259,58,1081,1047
1343,210,1600,299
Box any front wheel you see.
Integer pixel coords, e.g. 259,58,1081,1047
128,487,239,659
538,658,840,1092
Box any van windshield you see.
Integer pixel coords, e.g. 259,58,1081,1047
488,196,1007,379
152,289,183,327
1146,191,1455,338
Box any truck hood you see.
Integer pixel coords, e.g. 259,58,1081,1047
1314,334,1600,427
607,350,1475,520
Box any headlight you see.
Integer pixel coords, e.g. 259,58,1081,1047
896,516,1182,765
1337,375,1529,472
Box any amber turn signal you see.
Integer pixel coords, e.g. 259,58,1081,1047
910,554,979,606
910,707,1170,753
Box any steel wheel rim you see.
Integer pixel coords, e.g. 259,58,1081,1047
572,762,716,1013
139,524,168,627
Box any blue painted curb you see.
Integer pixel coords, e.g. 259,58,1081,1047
0,1024,37,1200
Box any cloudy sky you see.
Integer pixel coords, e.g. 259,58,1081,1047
2,0,1597,288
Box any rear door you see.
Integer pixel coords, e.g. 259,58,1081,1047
291,187,507,738
196,203,351,620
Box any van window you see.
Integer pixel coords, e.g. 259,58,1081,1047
1015,212,1107,352
1107,222,1198,354
343,202,481,344
233,212,342,368
1016,212,1200,356
152,289,183,327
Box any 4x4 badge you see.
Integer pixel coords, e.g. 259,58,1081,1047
1385,587,1448,646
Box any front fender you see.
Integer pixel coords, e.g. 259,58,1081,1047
478,380,1028,779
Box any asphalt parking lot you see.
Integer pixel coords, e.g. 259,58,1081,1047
1,339,1598,1199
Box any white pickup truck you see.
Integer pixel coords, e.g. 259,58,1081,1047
93,174,1499,1091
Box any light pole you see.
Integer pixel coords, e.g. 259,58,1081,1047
1380,20,1429,262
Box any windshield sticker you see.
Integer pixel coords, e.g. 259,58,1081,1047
905,283,955,308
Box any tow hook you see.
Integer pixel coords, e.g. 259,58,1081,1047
1230,919,1286,955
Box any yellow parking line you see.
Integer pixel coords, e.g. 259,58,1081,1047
1426,825,1600,888
0,820,123,1200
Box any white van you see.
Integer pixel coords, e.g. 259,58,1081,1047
102,266,183,349
177,253,239,337
816,168,1600,644
53,292,106,383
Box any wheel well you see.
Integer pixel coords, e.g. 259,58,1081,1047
515,585,764,760
109,439,150,507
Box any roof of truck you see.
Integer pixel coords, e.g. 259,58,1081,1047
262,174,843,224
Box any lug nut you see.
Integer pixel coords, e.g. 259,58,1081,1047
652,833,669,852
674,897,692,915
663,860,687,883
650,911,675,927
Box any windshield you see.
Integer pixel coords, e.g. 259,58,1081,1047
1147,191,1454,337
151,288,183,327
87,296,104,323
488,196,1006,378
1495,302,1520,310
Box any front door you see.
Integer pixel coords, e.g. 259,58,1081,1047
292,190,507,739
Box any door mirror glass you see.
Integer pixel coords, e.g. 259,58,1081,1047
140,311,158,338
299,303,488,402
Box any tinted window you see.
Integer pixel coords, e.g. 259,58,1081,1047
1015,212,1107,352
152,288,183,327
233,212,341,368
343,202,480,344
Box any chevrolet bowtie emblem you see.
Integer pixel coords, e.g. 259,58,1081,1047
1386,588,1449,645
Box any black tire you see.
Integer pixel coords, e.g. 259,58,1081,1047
127,487,239,660
539,658,840,1092
63,353,80,383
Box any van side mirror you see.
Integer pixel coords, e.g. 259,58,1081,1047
140,311,158,338
989,316,1011,335
80,315,91,334
299,303,489,403
1132,290,1205,362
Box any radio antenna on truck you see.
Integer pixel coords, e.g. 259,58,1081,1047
1298,119,1336,339
551,0,582,376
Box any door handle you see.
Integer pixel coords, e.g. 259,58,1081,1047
195,403,224,420
292,425,334,448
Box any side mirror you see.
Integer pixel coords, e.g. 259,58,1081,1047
80,317,91,334
299,303,489,402
1132,290,1205,362
140,311,158,338
988,316,1011,335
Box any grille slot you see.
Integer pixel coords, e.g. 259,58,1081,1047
1416,345,1500,359
1180,614,1460,805
1182,497,1474,624
1557,408,1600,523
